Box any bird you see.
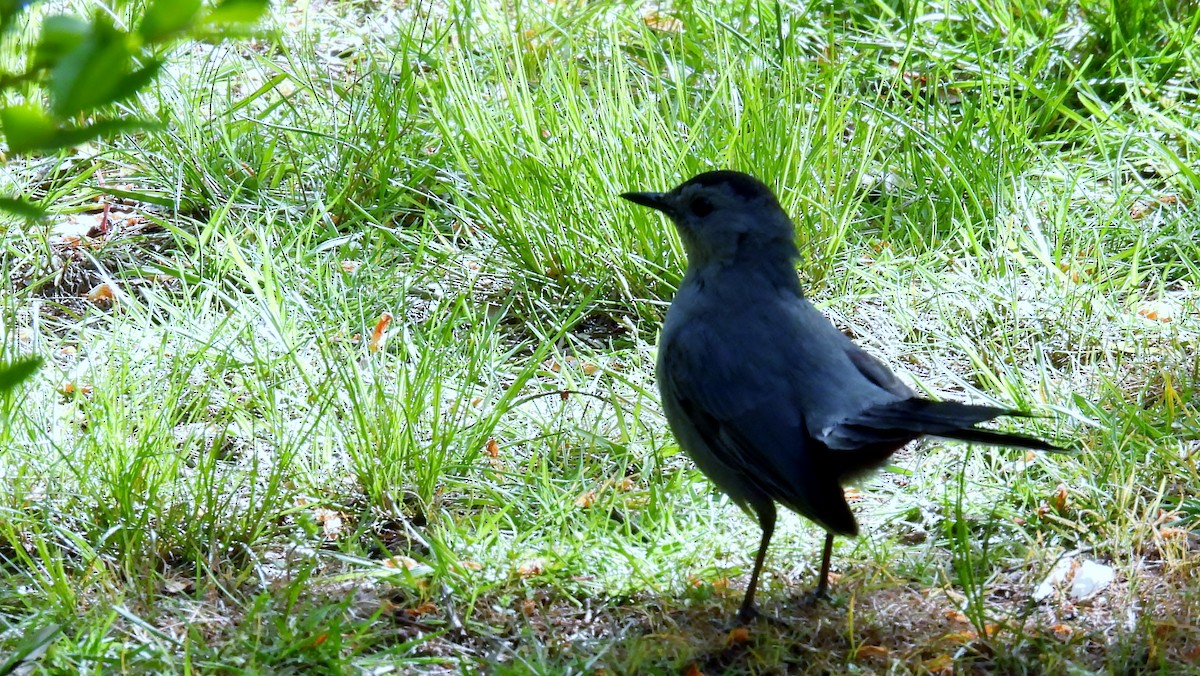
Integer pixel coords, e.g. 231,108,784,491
621,170,1064,624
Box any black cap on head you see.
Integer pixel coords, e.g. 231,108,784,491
677,170,776,202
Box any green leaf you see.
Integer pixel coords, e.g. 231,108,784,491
48,19,135,117
0,196,46,219
33,14,88,69
0,104,57,153
0,0,39,35
47,116,161,148
0,105,157,154
0,357,42,394
205,0,270,26
139,0,202,43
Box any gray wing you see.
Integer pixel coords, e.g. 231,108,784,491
845,347,915,398
659,320,865,535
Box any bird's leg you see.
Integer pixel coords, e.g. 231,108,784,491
799,531,835,605
736,500,777,625
815,530,834,598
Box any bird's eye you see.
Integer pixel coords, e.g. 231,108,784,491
688,197,714,217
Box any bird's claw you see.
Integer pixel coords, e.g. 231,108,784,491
798,586,830,607
735,604,790,628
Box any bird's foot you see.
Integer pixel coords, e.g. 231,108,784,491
796,586,830,607
735,604,789,628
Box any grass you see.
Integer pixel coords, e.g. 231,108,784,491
2,0,1199,672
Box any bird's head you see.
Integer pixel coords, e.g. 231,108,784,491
621,170,799,266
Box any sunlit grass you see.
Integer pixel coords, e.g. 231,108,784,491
2,0,1198,671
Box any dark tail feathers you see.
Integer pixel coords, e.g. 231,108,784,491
834,398,1066,453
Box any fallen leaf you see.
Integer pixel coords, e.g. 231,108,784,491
59,382,93,396
162,579,190,594
1050,484,1069,513
516,559,545,577
923,654,954,674
1052,624,1074,639
574,490,596,508
485,437,501,457
369,312,392,352
944,610,969,623
643,13,683,32
1137,299,1177,323
383,555,421,570
340,260,361,273
942,630,977,644
854,645,890,660
314,508,345,539
404,602,438,617
726,627,751,645
86,282,119,304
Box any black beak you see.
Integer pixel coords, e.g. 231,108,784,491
620,191,671,213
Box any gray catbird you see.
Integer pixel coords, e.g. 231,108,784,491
622,170,1063,624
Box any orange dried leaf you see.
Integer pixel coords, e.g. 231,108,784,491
944,609,969,623
574,490,597,508
1050,484,1069,513
1129,201,1156,220
726,627,751,645
643,13,683,32
369,312,393,352
313,508,345,540
682,663,705,676
86,282,118,303
460,560,483,571
516,559,545,577
943,630,977,644
854,645,890,660
485,437,500,457
405,602,438,617
383,555,420,570
924,654,954,674
1052,624,1074,639
1137,300,1176,323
